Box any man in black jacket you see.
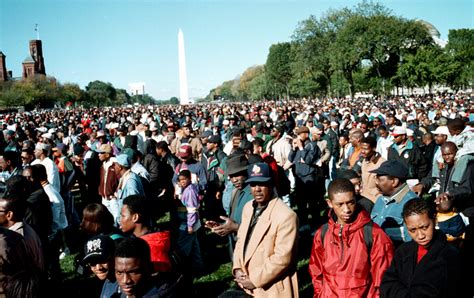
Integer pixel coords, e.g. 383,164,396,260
288,126,321,231
201,134,227,220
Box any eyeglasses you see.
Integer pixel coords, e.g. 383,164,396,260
0,210,8,213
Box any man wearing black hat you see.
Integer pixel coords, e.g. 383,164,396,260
370,160,418,246
201,134,227,220
83,235,119,297
206,154,252,255
288,126,321,231
232,162,298,297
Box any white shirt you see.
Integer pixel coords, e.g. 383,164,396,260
32,157,61,192
43,183,68,233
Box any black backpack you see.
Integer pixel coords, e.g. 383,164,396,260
320,221,373,262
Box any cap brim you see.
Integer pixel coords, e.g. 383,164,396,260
246,176,272,183
82,253,108,264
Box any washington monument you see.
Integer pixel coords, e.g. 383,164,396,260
178,29,189,104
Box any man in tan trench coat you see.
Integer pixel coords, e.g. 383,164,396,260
232,162,299,297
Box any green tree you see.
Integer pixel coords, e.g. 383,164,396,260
248,71,270,100
115,88,130,105
238,65,265,99
60,83,84,106
85,80,116,107
444,29,474,90
169,97,179,105
266,42,292,99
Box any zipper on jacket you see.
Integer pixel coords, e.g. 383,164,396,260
339,224,344,264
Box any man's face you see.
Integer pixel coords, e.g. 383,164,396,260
120,205,135,233
434,134,447,145
206,142,216,152
230,174,246,190
360,123,368,133
0,199,10,227
298,132,308,142
386,117,395,126
339,136,348,147
360,143,375,160
89,259,113,281
98,152,110,162
405,212,435,248
349,135,359,146
113,163,122,174
156,148,164,157
183,127,191,137
441,146,457,166
378,129,388,138
34,148,42,159
21,151,33,165
250,182,271,207
115,257,146,297
372,118,381,127
392,134,406,145
312,132,322,141
0,157,7,171
232,136,241,149
327,191,357,225
376,175,397,196
270,128,279,138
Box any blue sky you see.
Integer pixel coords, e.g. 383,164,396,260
1,0,472,100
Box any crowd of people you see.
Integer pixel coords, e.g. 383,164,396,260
0,93,473,297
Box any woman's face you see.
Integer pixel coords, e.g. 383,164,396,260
404,212,435,248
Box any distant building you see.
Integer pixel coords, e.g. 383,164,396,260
0,51,7,81
22,40,46,79
129,82,146,95
0,39,47,81
417,20,448,48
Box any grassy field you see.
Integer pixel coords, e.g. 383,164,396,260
59,211,316,297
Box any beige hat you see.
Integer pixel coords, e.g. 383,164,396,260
96,144,113,154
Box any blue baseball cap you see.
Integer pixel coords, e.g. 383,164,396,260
246,162,272,184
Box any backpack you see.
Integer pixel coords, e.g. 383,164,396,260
320,221,373,263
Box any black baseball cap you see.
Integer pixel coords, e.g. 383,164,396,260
369,160,409,179
83,235,115,264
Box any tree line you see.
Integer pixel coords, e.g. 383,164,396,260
0,78,182,110
206,2,473,101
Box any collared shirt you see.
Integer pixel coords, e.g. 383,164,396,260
243,199,271,256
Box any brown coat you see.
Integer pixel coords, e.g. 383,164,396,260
98,159,119,198
233,198,299,297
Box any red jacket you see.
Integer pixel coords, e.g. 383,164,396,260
309,209,394,298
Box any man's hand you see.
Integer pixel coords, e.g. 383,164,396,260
204,220,221,229
235,275,256,290
187,226,194,234
412,184,424,196
211,216,239,237
435,192,452,204
215,191,222,200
